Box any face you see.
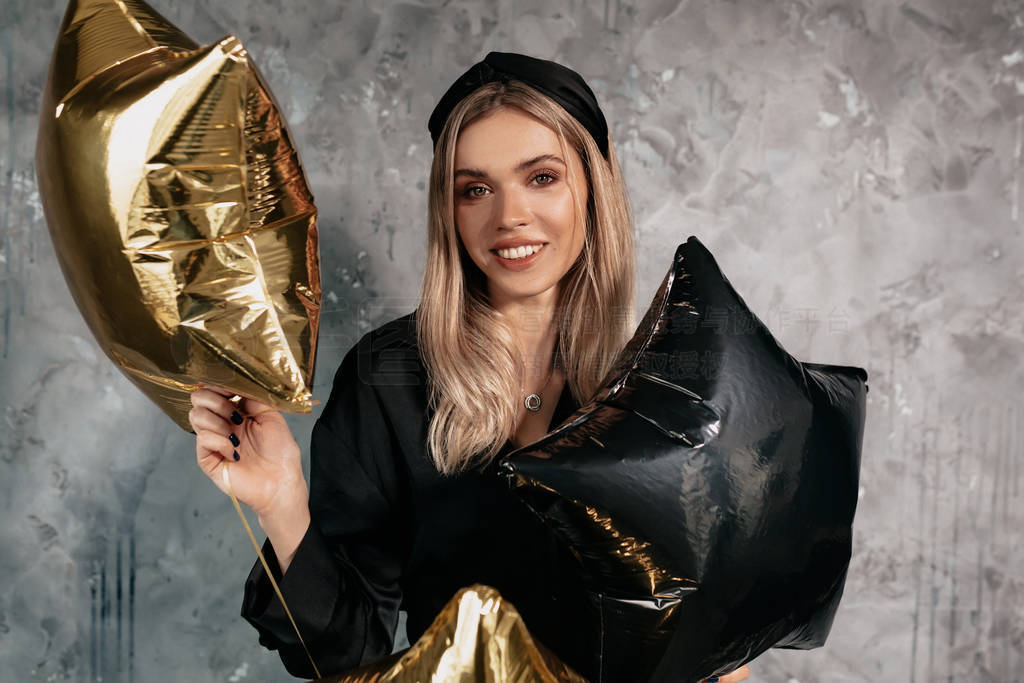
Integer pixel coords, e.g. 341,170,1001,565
453,106,589,307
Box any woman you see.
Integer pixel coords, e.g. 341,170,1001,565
189,53,749,683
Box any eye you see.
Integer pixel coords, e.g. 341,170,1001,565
530,171,558,186
462,184,491,199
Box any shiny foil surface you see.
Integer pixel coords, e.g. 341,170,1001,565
320,585,586,683
35,0,321,431
502,237,868,682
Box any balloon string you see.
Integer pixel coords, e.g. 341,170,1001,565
222,464,322,679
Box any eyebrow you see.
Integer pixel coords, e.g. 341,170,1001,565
453,154,566,180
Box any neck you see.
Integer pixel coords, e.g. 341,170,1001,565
488,284,560,381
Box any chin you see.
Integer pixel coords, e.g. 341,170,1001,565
487,275,560,302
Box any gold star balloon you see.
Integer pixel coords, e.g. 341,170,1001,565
320,585,586,683
36,0,320,431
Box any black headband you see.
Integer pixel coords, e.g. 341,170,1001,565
427,52,610,159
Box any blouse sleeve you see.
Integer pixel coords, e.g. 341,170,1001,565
240,341,408,679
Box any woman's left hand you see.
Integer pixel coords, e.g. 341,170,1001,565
704,665,750,682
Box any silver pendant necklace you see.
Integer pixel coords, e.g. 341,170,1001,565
524,360,556,413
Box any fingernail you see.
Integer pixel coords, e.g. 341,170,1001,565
230,410,243,425
707,677,720,682
229,433,240,447
233,450,240,461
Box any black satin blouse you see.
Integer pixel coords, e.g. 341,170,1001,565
240,311,591,679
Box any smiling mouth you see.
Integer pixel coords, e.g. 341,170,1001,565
491,243,547,260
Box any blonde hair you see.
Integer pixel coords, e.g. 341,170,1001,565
417,80,635,474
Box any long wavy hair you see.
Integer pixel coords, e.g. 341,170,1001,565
417,80,635,474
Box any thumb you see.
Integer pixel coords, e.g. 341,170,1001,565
240,396,278,417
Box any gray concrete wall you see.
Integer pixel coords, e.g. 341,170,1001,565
2,0,1022,681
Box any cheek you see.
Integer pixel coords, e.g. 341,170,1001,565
455,204,486,242
544,192,579,240
454,207,473,246
454,207,488,269
555,193,586,253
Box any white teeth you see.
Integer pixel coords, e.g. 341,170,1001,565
496,244,544,260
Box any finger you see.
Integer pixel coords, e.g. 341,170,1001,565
196,430,237,470
198,385,236,398
191,388,242,422
188,406,234,436
195,389,275,422
239,395,278,417
196,436,241,499
196,447,226,486
711,665,750,683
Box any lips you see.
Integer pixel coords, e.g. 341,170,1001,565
493,243,545,260
492,243,547,270
490,237,548,250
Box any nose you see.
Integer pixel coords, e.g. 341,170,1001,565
495,185,530,230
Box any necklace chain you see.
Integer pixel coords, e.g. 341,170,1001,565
524,356,556,413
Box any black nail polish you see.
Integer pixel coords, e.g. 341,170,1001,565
233,450,240,461
229,433,240,447
707,677,720,682
230,410,243,425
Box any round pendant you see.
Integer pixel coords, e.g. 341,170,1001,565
524,393,542,412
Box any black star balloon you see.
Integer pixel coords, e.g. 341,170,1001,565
501,237,868,683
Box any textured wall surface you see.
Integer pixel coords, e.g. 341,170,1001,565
2,0,1023,681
